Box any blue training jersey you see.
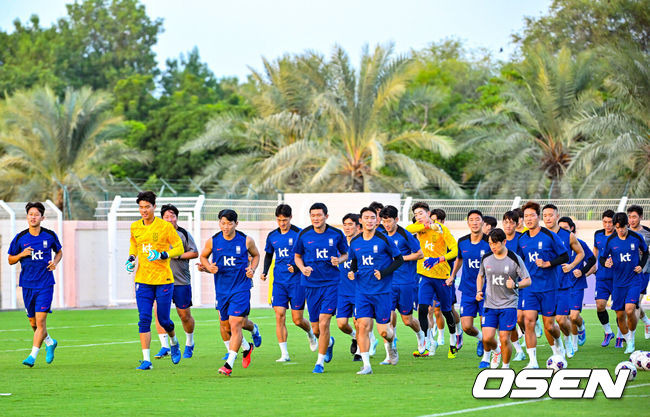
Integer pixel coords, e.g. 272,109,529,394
211,231,251,295
457,234,491,295
385,225,421,286
8,228,62,289
505,231,522,252
264,225,301,285
570,238,593,290
602,231,648,287
293,225,348,288
517,227,567,293
594,229,613,281
348,231,401,294
554,227,573,290
338,248,356,297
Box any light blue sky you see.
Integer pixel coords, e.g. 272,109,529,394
2,0,551,80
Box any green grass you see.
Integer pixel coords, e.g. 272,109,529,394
0,308,648,416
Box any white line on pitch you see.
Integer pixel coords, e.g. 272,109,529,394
0,341,139,352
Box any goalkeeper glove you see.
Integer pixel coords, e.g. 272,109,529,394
423,256,445,269
147,249,169,261
126,255,136,273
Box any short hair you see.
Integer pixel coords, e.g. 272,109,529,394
542,203,558,212
432,208,446,221
503,210,519,223
627,204,643,217
412,202,430,213
488,228,507,243
342,213,360,226
467,209,483,219
522,201,540,216
275,204,292,217
483,216,497,228
379,205,399,219
218,209,238,222
309,202,328,215
359,207,376,218
558,216,576,233
513,207,524,219
25,202,45,216
612,212,628,228
136,191,156,206
160,204,179,218
602,209,615,219
369,201,384,213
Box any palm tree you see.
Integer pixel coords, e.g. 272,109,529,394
0,86,149,217
460,46,602,198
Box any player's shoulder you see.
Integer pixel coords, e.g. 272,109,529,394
268,227,281,238
374,230,391,245
176,226,190,241
539,227,556,239
350,233,363,245
237,230,247,239
628,230,645,244
481,251,493,262
458,234,471,245
394,225,409,240
505,249,520,264
212,231,223,239
298,225,314,238
642,225,650,233
326,224,344,236
13,228,30,242
40,227,59,240
594,228,605,238
290,225,301,233
605,233,617,245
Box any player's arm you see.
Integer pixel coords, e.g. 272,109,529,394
516,256,531,289
180,233,199,260
404,248,423,262
599,244,612,268
442,228,458,261
8,247,33,264
450,257,462,281
405,223,426,233
476,273,484,301
376,255,404,279
199,238,218,273
246,236,260,278
563,233,584,271
47,248,63,271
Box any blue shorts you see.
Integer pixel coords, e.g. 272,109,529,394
136,283,174,333
517,287,526,310
570,287,584,312
418,275,452,311
555,288,571,316
611,284,641,311
482,308,517,331
460,293,484,318
172,284,192,309
595,278,613,301
337,294,355,319
641,273,649,295
305,285,337,323
216,290,251,321
522,290,557,317
22,286,54,318
355,292,392,324
272,281,306,310
392,284,417,315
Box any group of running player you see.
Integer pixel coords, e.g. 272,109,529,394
8,192,649,376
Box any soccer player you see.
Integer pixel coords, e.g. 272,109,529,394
476,228,531,369
126,191,184,370
293,203,348,374
514,208,526,233
369,201,386,233
449,210,490,358
336,213,362,361
379,205,426,361
558,217,596,354
626,205,650,339
348,207,403,374
8,202,62,367
482,216,497,235
407,202,460,358
601,212,648,354
261,204,317,362
516,201,568,368
593,209,617,346
503,210,527,361
200,209,262,376
541,204,584,358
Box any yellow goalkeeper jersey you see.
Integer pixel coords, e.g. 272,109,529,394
406,221,458,279
129,217,183,285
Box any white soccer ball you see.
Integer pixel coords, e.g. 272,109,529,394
615,361,637,381
546,354,567,372
629,350,644,363
636,354,650,371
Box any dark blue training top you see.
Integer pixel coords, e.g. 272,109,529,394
593,229,613,281
385,225,421,286
348,231,401,294
602,231,648,288
293,225,348,288
570,238,594,290
211,231,251,295
505,231,522,253
517,227,567,293
264,225,301,285
8,228,62,289
457,234,491,295
554,227,573,290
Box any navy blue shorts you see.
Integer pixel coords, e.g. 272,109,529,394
136,283,174,333
392,284,417,315
172,284,192,309
482,308,517,331
595,278,613,301
336,294,355,319
305,285,337,323
522,290,557,317
555,288,571,316
517,287,526,310
355,292,392,324
570,287,584,312
216,290,251,321
641,273,649,295
22,286,53,318
460,293,484,318
272,281,306,310
611,283,640,311
418,275,452,311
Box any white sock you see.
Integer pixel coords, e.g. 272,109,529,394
527,347,537,365
316,353,325,366
279,342,289,358
603,323,612,334
578,323,585,331
351,329,356,339
563,335,570,347
502,362,510,368
158,333,170,348
481,350,490,362
44,335,54,346
31,346,40,358
242,337,251,351
328,336,334,347
226,350,237,367
142,348,150,362
369,332,376,345
384,342,390,356
621,331,630,343
552,337,563,355
449,331,457,346
642,315,650,325
617,327,623,338
169,335,178,346
417,330,425,344
224,340,230,350
361,352,371,368
512,340,523,354
186,332,194,346
308,329,316,338
571,334,578,347
476,330,483,340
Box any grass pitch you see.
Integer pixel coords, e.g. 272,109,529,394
1,308,648,416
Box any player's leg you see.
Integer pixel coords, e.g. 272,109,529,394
154,283,180,364
153,301,170,358
356,316,373,374
522,292,540,368
177,306,195,358
416,277,436,356
241,316,262,348
498,308,517,368
595,294,614,346
434,306,445,344
220,315,244,375
336,294,357,358
288,282,317,349
511,301,526,361
480,312,497,369
312,285,337,373
623,287,639,354
374,292,397,368
499,330,512,368
569,287,585,350
135,283,156,370
274,306,290,360
432,279,457,358
460,294,483,356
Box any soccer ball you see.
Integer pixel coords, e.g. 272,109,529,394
546,355,567,372
635,354,650,371
615,361,637,381
629,350,646,364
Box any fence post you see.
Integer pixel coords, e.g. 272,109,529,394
107,195,122,306
511,196,521,210
0,200,17,309
617,196,628,213
45,200,64,308
192,195,205,306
